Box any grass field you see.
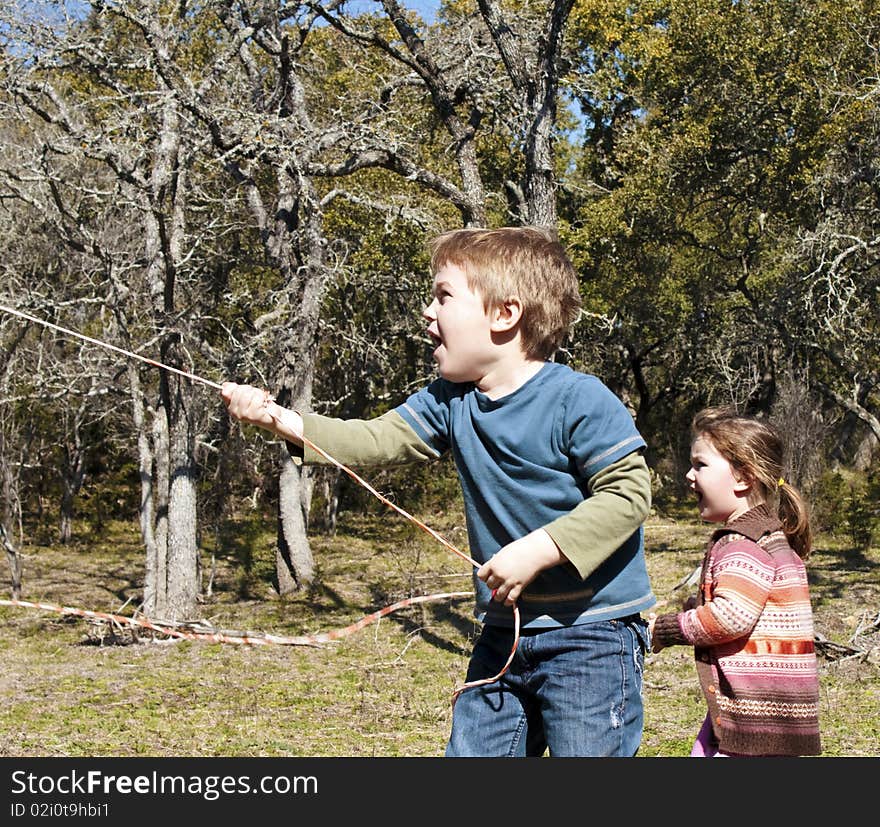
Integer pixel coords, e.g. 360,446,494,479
1,502,878,758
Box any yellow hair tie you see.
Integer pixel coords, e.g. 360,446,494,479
777,477,786,488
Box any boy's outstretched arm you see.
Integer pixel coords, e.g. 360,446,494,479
221,382,304,446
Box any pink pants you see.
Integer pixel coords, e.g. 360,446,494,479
691,713,728,758
691,713,775,757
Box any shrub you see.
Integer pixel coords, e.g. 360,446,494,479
811,470,850,535
814,468,879,553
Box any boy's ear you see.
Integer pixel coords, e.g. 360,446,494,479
489,296,523,332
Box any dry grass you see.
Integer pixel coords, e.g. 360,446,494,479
1,503,878,757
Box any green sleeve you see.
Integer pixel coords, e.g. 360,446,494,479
543,451,652,581
287,409,440,467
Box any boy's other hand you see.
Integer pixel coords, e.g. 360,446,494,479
478,529,566,607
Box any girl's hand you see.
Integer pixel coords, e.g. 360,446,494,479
647,612,663,653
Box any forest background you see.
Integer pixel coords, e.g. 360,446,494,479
0,0,878,757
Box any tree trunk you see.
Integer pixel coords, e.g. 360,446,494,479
162,371,199,620
58,397,89,544
128,364,160,614
273,321,319,594
58,483,76,545
0,429,23,599
524,91,559,228
142,86,200,621
58,449,84,545
1,522,22,601
276,455,315,593
854,431,878,471
272,213,326,594
313,468,340,536
478,0,574,228
149,401,171,616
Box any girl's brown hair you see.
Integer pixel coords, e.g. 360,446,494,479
429,226,582,361
692,407,813,558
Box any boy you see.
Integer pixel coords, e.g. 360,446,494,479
222,226,655,756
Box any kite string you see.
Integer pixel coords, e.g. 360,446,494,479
0,303,221,390
0,303,519,701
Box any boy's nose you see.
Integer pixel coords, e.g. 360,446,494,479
423,298,437,320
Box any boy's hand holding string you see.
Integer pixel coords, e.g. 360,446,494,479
478,530,568,606
221,382,303,444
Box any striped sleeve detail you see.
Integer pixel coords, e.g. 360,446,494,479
398,402,444,457
581,434,645,476
679,540,775,646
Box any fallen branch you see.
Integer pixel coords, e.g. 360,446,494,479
815,618,880,665
0,592,474,648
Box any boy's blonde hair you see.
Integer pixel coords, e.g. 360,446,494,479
692,407,813,559
429,226,582,360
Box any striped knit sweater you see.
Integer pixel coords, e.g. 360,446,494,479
652,504,821,756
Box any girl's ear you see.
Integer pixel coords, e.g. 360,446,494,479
731,469,753,494
489,296,523,332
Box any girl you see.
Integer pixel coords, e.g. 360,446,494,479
649,407,821,757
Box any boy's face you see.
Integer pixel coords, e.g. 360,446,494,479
423,262,497,384
686,435,751,524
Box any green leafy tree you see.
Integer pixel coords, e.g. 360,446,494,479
562,0,879,480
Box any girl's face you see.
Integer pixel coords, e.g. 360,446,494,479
686,435,752,524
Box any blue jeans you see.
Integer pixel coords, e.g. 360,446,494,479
446,616,649,757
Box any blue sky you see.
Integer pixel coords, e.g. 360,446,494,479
342,0,441,22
